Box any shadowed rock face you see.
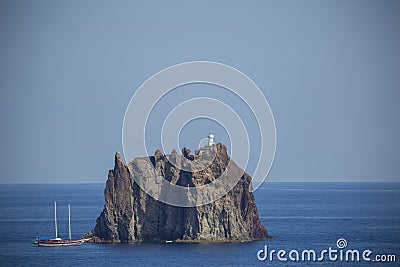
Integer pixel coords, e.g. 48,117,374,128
92,143,270,242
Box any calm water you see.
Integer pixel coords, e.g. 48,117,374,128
0,182,399,266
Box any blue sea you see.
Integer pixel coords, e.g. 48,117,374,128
0,182,399,266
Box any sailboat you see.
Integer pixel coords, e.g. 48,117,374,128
35,202,85,246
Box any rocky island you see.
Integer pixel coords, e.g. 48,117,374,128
87,142,270,242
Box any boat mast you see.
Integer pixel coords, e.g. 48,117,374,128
68,204,71,240
54,201,58,238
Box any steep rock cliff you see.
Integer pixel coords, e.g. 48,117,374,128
91,143,269,242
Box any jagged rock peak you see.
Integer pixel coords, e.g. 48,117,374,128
182,147,192,160
154,149,163,161
114,151,124,167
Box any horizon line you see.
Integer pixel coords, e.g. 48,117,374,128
0,180,399,185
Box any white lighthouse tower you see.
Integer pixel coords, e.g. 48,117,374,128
208,132,214,146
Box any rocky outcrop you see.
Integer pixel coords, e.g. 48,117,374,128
90,143,270,242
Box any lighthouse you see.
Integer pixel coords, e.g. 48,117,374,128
208,132,214,146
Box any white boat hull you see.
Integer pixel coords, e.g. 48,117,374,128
38,240,84,247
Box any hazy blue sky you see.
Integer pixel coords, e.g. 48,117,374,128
0,0,399,183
